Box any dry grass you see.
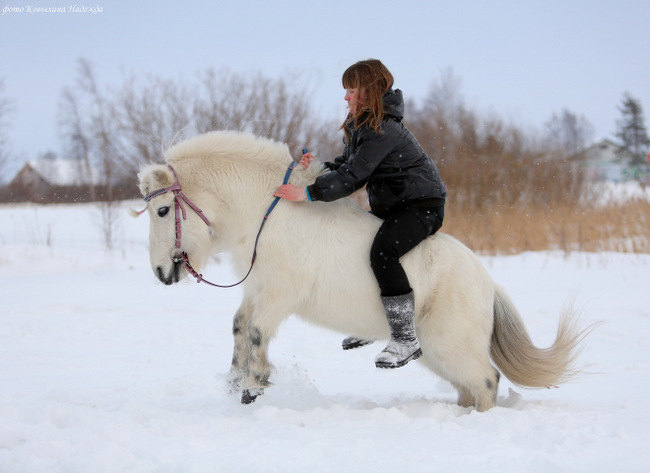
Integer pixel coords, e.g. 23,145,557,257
444,198,650,255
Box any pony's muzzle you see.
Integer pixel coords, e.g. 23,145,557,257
156,254,183,285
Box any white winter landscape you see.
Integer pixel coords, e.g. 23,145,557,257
1,199,649,473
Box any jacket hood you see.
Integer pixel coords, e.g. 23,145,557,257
383,89,404,120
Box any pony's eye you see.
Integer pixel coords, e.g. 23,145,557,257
157,206,170,217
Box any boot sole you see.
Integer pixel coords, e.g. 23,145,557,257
342,339,374,350
375,348,423,369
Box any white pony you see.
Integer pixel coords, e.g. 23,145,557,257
137,130,588,411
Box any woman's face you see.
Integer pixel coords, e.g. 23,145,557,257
344,87,365,114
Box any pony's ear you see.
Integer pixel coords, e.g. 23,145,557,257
137,165,173,196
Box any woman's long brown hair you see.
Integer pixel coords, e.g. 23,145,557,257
340,59,394,141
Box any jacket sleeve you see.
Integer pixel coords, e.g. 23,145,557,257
323,154,347,171
307,127,395,202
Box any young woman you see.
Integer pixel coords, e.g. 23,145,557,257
274,59,446,369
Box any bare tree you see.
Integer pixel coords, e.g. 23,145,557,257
0,78,13,182
113,72,195,172
409,67,466,166
61,63,342,173
58,87,96,199
60,58,122,249
193,69,327,157
405,68,587,211
58,61,347,243
76,58,122,200
544,109,594,157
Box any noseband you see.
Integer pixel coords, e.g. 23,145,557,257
141,162,295,288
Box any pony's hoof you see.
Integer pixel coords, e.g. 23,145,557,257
241,389,262,404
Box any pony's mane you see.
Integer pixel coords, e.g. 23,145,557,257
164,131,291,169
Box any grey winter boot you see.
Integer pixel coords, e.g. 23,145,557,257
342,336,374,350
375,291,422,369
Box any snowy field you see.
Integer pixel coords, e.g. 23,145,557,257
1,201,649,473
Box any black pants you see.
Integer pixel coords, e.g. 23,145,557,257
370,205,444,297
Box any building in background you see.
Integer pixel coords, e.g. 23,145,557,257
571,138,648,182
6,152,102,202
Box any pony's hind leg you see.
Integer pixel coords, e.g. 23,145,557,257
419,319,500,411
228,297,253,392
453,384,475,408
455,367,500,412
473,368,500,412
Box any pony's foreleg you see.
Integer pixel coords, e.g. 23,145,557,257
228,297,253,392
240,303,286,404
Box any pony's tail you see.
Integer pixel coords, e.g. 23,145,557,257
490,285,591,388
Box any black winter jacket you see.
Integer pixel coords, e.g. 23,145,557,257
306,89,446,218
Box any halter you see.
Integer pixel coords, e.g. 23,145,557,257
140,161,296,288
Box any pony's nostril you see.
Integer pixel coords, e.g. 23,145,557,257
156,266,173,285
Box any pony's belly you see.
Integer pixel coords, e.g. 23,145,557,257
297,301,390,340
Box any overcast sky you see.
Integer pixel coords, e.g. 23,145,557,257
1,0,648,174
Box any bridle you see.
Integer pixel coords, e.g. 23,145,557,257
140,161,296,288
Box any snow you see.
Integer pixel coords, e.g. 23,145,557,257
594,181,650,205
1,201,649,473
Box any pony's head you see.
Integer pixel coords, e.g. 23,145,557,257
137,163,214,285
135,130,321,286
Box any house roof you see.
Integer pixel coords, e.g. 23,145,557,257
574,138,632,164
18,159,102,187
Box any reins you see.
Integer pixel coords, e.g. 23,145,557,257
141,160,296,288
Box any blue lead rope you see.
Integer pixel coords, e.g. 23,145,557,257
181,150,305,288
182,159,298,288
251,160,296,264
166,154,303,289
262,160,296,222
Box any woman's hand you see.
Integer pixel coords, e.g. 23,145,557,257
300,152,315,169
274,184,307,202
